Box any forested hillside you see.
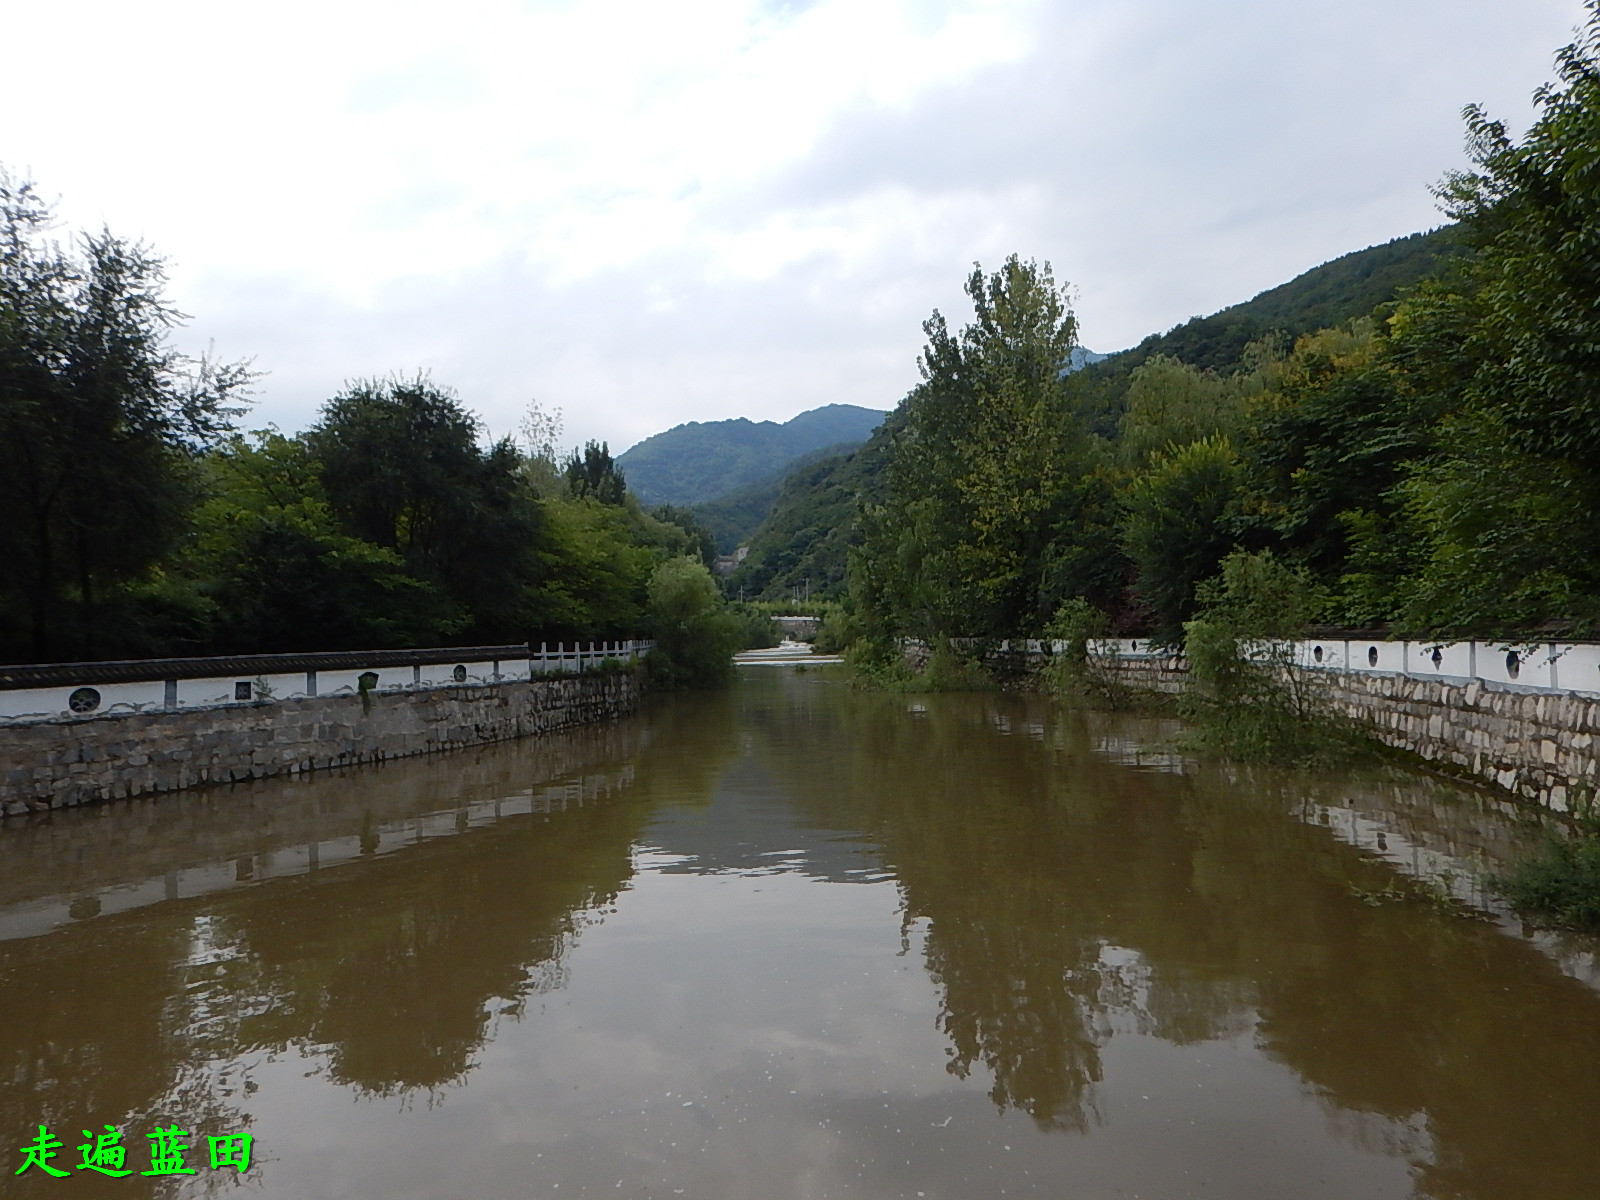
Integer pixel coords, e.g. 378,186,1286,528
732,224,1463,605
616,403,886,506
688,441,863,554
1062,226,1465,439
840,11,1600,650
1119,226,1460,373
726,425,897,600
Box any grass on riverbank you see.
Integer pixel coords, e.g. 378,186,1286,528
1492,828,1600,931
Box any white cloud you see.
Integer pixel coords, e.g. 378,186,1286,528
3,0,1588,451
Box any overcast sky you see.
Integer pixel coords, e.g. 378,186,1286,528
5,0,1589,452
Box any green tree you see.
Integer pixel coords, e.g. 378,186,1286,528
649,504,716,570
1237,322,1432,585
1121,436,1246,646
0,171,251,661
188,431,457,652
307,376,546,642
644,557,742,687
857,256,1101,642
564,440,628,505
1437,4,1600,476
1117,354,1249,467
1181,549,1344,765
1393,3,1600,631
526,498,658,639
1391,409,1599,635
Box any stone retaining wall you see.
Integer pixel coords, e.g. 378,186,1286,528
0,672,641,817
1102,655,1600,813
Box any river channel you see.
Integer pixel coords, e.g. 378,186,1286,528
3,666,1599,1198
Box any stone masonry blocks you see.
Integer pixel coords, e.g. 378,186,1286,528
0,674,640,818
1102,655,1599,814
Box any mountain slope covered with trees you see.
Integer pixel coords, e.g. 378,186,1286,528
616,404,886,506
731,224,1464,606
838,9,1600,650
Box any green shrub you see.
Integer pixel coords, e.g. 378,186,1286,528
728,602,779,650
917,641,995,691
644,557,743,688
1040,597,1128,702
1179,550,1370,765
812,604,855,654
1493,833,1600,931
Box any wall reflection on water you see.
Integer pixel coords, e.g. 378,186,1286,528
1,669,1598,1198
0,716,682,1198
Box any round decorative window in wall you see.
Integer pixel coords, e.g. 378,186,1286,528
1506,650,1521,680
1313,645,1324,663
1367,646,1379,668
67,687,101,714
452,664,468,683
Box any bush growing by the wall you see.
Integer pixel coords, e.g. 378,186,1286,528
1493,830,1600,931
1040,598,1137,705
728,602,780,650
1180,550,1369,765
917,641,996,691
812,603,855,655
842,635,995,692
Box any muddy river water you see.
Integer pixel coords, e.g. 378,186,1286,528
3,666,1599,1199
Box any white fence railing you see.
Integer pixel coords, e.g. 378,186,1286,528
922,636,1600,699
1086,637,1600,698
0,641,653,723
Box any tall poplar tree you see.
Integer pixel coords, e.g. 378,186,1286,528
855,256,1106,642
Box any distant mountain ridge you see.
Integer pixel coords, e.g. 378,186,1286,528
1107,226,1461,374
728,226,1460,601
617,403,887,507
688,442,860,554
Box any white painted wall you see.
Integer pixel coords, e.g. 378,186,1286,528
1100,637,1600,698
0,642,653,722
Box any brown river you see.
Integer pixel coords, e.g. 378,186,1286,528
3,666,1599,1199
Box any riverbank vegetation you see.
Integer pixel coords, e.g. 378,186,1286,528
0,173,736,684
816,8,1600,911
1177,551,1372,766
1494,829,1600,932
741,11,1600,662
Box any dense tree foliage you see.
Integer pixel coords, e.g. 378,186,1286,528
647,504,717,569
563,440,628,506
0,172,253,660
837,5,1600,648
307,377,547,641
851,257,1122,647
642,557,745,688
0,176,748,678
